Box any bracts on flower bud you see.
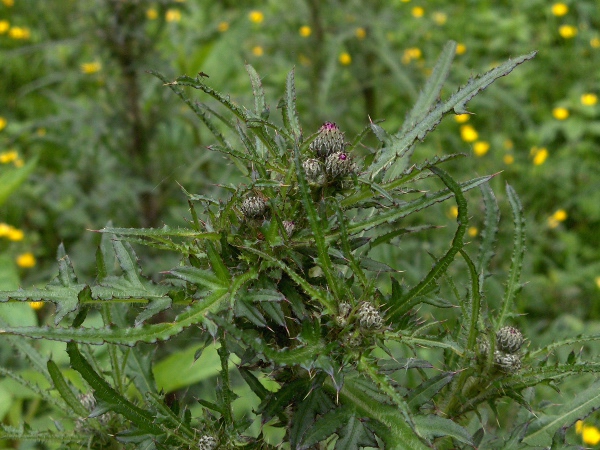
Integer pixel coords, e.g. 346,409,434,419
310,122,346,159
325,152,357,179
357,301,383,329
240,195,269,219
496,326,524,354
302,158,326,186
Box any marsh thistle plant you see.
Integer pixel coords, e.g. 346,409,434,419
1,42,599,449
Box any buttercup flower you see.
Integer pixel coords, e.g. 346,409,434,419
411,6,424,18
7,227,24,241
165,9,181,22
355,27,366,39
468,227,478,237
249,10,264,24
532,147,548,166
0,21,9,34
252,46,264,57
0,150,17,163
503,154,515,165
456,43,467,55
582,425,600,446
9,27,30,40
460,125,478,142
299,25,311,37
454,114,470,123
473,141,490,156
81,62,101,74
559,24,577,39
552,107,569,120
17,252,36,268
29,301,44,310
339,52,352,65
581,93,598,106
551,3,568,16
217,21,229,32
591,37,600,48
548,209,567,228
146,8,158,20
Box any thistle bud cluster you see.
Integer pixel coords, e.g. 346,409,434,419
476,327,524,373
305,122,357,184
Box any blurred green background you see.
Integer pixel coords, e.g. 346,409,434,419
1,0,600,445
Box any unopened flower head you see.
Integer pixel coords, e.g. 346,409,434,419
496,326,524,354
310,122,346,158
240,196,268,219
494,350,522,373
302,158,326,186
198,435,217,450
357,302,383,329
325,152,356,179
282,220,295,237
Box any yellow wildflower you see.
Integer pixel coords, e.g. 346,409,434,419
456,43,467,55
0,223,11,237
299,25,311,37
17,252,36,268
581,93,598,106
576,420,584,434
0,116,6,131
80,62,101,74
29,301,44,310
9,27,30,40
595,278,600,290
402,47,422,64
449,206,458,218
146,8,158,20
552,209,568,222
165,9,181,22
433,12,447,25
551,3,568,16
454,113,470,123
411,6,424,18
249,10,264,24
460,125,478,143
532,147,548,165
468,227,478,237
0,150,18,163
591,37,600,48
559,24,577,38
473,141,490,157
0,20,9,34
252,46,264,57
552,107,569,120
355,27,366,39
582,425,600,446
339,52,352,65
217,21,229,32
2,0,14,6
7,228,24,241
503,154,514,165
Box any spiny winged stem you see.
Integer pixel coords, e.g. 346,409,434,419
217,328,234,429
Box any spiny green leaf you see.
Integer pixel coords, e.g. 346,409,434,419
413,414,474,447
369,51,536,180
476,182,500,274
67,342,162,434
385,166,467,322
496,183,525,328
47,360,89,417
407,373,455,413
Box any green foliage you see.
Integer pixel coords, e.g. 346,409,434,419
1,38,599,449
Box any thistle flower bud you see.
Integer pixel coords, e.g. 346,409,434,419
496,326,524,354
476,335,490,359
282,220,296,237
357,302,383,329
494,350,522,373
198,435,217,450
240,196,268,219
310,121,346,159
302,158,326,186
335,302,352,326
325,152,356,179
